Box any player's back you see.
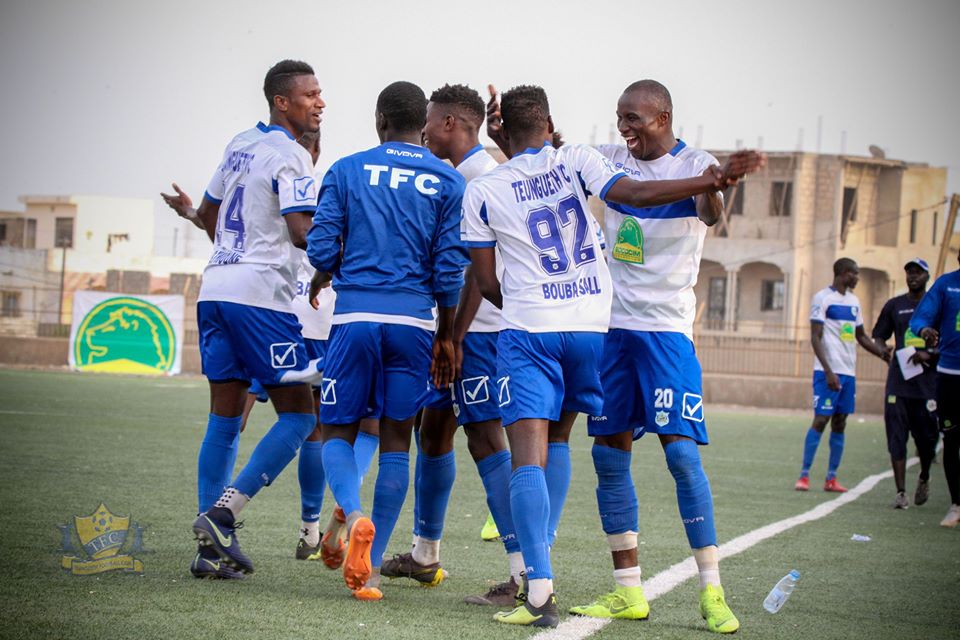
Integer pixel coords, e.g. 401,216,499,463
463,143,619,333
596,141,717,338
200,123,317,313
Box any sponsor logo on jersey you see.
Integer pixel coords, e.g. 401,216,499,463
904,327,926,348
681,393,704,422
73,297,177,375
840,322,855,342
655,410,669,427
612,217,644,264
58,503,146,575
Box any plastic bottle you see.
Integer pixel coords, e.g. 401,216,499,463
763,570,800,613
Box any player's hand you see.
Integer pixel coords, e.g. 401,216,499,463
431,337,456,389
826,371,841,391
486,84,507,147
309,272,332,309
882,346,893,363
719,150,766,186
920,327,939,347
160,183,194,219
704,165,726,190
910,350,933,366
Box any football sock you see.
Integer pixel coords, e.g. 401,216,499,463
801,427,823,477
232,412,315,499
827,432,845,480
354,430,379,485
197,413,242,513
323,438,362,515
476,449,519,552
694,545,721,589
301,520,320,547
943,428,960,504
527,578,554,608
412,430,423,540
592,444,638,535
510,465,552,581
508,551,524,583
370,452,410,569
298,439,324,524
416,451,456,543
665,439,717,549
213,486,248,517
545,442,571,546
613,566,643,588
411,536,440,565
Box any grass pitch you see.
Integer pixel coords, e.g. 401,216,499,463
0,368,957,640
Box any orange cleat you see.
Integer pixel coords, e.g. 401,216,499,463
320,530,346,569
352,586,383,601
794,476,809,491
342,517,375,591
824,478,848,493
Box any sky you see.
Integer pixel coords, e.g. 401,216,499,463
0,0,958,259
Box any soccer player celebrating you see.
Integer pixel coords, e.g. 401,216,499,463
465,84,763,627
378,84,524,604
553,79,754,633
796,258,889,492
872,259,938,509
910,252,960,527
307,81,469,600
187,60,327,576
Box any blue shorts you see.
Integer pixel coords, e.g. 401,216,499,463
197,301,311,387
452,332,501,426
497,330,604,427
249,338,326,400
588,330,709,445
320,322,432,425
423,383,454,411
813,371,856,416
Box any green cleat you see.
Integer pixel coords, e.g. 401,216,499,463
295,537,322,561
480,512,500,541
493,593,559,627
569,585,650,620
699,584,740,634
380,552,445,587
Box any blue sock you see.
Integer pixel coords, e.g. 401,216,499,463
545,442,571,546
827,432,845,480
417,451,456,540
197,414,242,513
232,412,315,499
298,440,325,522
412,430,423,537
354,430,379,485
510,465,552,580
322,438,361,515
592,444,638,535
370,452,410,568
801,428,824,477
664,440,717,549
476,449,519,553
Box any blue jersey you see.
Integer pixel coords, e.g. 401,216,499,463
910,269,960,373
308,142,468,329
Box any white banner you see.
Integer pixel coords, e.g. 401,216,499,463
68,291,184,376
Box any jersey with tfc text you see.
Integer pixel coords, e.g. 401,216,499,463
308,141,467,330
810,286,864,377
462,143,625,333
458,145,503,333
596,140,718,338
910,269,960,373
199,122,317,312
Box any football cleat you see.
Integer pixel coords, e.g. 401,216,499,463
823,478,848,493
914,477,930,506
480,512,500,541
321,506,347,569
464,577,519,606
380,552,444,587
794,476,809,491
699,584,740,634
342,517,375,590
192,508,253,574
940,504,960,528
893,491,909,510
296,536,322,561
493,593,559,627
352,586,383,601
189,545,244,580
569,585,650,620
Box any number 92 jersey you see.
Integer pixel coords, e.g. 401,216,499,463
199,122,318,313
461,143,625,333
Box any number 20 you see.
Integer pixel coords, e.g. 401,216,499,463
526,194,596,276
654,388,673,408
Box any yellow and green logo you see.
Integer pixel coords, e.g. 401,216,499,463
904,328,925,348
955,311,960,332
59,503,146,575
74,297,176,375
612,217,644,264
840,322,855,342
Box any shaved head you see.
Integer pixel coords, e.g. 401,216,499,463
622,79,673,113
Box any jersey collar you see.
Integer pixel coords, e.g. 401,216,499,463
462,144,484,161
669,139,687,156
257,121,296,140
516,141,552,157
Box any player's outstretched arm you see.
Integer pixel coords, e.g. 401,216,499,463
485,84,511,159
160,183,206,230
856,325,891,362
695,168,726,226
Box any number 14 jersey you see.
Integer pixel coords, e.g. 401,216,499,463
461,143,626,333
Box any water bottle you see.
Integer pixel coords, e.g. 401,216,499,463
763,570,800,613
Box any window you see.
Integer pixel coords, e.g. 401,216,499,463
55,217,74,248
707,277,727,327
909,210,917,244
761,280,785,311
1,291,20,318
770,182,792,217
842,188,858,223
25,218,36,249
933,211,939,245
0,222,6,245
724,184,745,215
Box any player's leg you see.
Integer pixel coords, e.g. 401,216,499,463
823,375,855,491
797,371,836,489
909,398,938,506
936,373,960,526
885,395,909,507
355,417,381,484
294,338,326,559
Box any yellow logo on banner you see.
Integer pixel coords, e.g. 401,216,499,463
612,217,644,264
59,504,146,575
73,297,176,375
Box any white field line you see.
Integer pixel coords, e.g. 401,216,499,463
532,457,916,640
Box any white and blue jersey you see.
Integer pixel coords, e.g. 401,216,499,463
197,122,319,387
309,142,468,424
810,286,863,377
911,269,960,373
587,141,718,443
